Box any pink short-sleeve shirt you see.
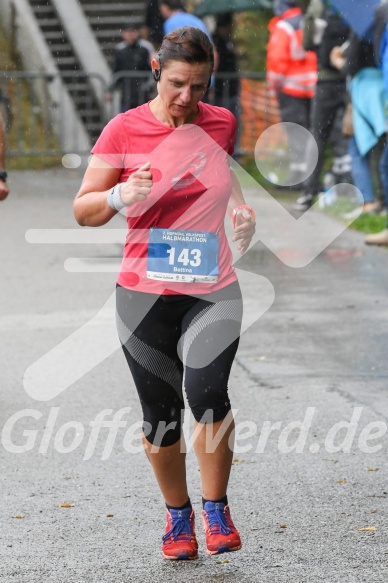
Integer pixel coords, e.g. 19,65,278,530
91,101,238,295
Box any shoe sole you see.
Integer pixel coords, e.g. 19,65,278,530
162,552,198,560
206,544,242,556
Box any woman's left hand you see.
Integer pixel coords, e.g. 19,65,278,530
232,208,256,254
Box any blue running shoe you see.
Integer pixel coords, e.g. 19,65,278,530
162,507,198,560
202,501,242,555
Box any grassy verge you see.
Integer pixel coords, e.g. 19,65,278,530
341,213,386,234
322,202,387,237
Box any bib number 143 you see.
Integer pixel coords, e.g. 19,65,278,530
167,247,201,267
147,228,219,283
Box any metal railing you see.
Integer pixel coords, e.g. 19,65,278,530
0,70,280,157
1,71,108,156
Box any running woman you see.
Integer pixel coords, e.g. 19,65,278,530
74,26,255,560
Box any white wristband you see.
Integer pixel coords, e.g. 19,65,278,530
107,183,125,212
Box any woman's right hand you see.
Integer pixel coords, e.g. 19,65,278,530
120,161,153,206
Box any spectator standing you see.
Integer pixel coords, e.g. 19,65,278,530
159,0,209,37
331,32,386,215
213,13,240,120
107,22,151,113
266,0,317,187
293,0,351,211
145,0,165,47
0,113,9,201
364,1,388,245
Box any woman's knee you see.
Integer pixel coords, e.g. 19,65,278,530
142,407,183,447
185,376,232,424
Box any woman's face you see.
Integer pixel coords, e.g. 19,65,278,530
153,58,211,122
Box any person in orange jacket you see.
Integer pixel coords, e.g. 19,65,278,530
266,0,317,187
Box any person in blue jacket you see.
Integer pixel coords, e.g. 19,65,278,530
159,0,209,37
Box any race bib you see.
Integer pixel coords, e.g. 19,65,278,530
147,228,219,283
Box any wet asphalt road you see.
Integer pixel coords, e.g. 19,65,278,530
0,168,387,582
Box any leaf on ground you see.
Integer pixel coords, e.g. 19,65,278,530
60,502,74,508
279,524,287,529
106,514,114,518
367,468,380,472
338,479,347,484
356,526,376,531
13,515,25,519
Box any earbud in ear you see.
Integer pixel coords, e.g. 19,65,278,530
152,68,161,82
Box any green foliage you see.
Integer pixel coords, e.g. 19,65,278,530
0,22,61,169
234,9,272,72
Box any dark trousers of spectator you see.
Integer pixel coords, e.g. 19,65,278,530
348,137,375,204
303,80,350,195
277,92,311,185
378,137,388,220
370,135,387,206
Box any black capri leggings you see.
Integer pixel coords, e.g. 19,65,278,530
116,281,243,447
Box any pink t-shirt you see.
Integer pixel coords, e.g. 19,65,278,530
91,101,238,295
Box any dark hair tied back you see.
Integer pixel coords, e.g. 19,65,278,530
155,26,214,78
